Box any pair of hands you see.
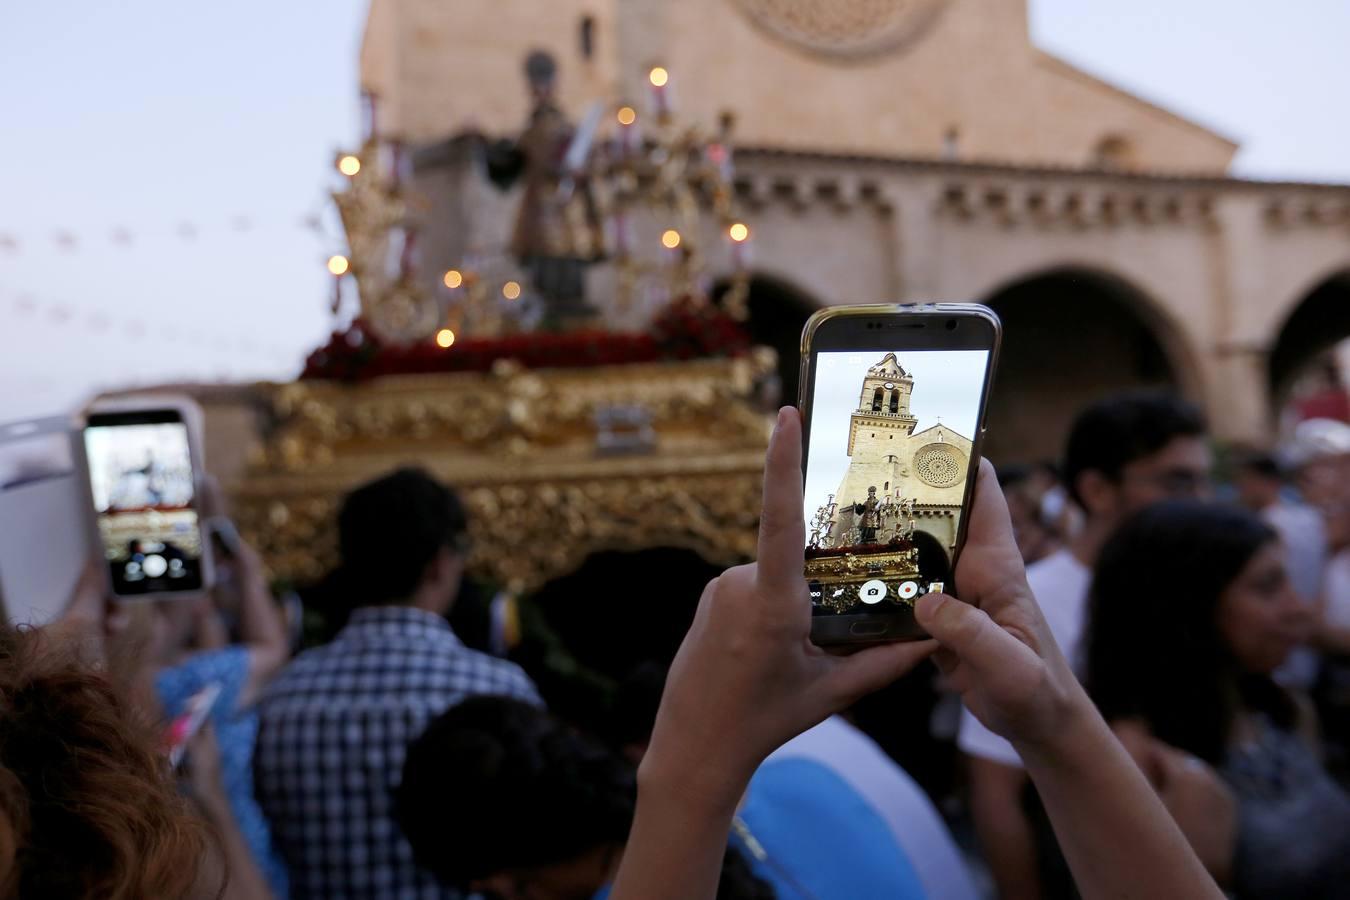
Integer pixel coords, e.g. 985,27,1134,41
642,407,1084,802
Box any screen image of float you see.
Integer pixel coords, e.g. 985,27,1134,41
804,350,990,615
84,423,202,583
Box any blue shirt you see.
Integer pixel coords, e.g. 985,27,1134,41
158,645,289,897
736,757,927,899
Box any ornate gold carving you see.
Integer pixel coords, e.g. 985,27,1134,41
729,0,950,61
230,352,777,594
805,546,921,613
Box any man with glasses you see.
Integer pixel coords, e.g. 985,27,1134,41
959,391,1209,900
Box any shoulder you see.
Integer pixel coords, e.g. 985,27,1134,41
445,646,542,704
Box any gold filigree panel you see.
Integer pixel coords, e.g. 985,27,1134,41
729,0,950,61
230,354,777,593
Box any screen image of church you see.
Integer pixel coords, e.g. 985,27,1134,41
819,353,973,562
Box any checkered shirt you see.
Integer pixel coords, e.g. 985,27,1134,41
254,606,542,899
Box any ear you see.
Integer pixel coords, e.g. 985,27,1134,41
1075,469,1119,518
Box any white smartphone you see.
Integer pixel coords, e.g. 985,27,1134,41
79,397,214,598
799,304,1001,645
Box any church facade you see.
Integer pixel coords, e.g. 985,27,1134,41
361,0,1350,460
822,353,971,555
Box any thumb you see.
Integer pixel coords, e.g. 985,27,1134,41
824,639,936,706
914,593,1010,674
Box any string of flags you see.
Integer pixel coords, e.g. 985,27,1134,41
0,287,299,362
0,212,333,254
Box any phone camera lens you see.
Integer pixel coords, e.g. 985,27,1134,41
945,319,958,331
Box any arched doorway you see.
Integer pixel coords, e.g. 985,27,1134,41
982,267,1192,463
717,273,821,404
1269,272,1350,422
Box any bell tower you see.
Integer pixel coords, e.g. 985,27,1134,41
848,353,918,456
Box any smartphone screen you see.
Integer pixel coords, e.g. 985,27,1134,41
84,410,204,595
803,347,992,619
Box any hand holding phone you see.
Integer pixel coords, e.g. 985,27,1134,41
799,304,1001,644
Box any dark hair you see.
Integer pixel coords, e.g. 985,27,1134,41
337,468,468,605
0,628,208,899
1062,391,1206,508
1231,449,1282,481
396,696,773,899
1084,501,1294,763
996,463,1035,491
607,661,667,750
395,696,635,888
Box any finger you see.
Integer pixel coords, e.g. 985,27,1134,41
755,407,807,598
199,474,225,519
915,592,1034,679
65,556,108,619
964,460,1017,548
955,458,1026,620
824,639,937,705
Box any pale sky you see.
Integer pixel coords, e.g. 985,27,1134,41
803,349,990,520
2,1,1348,425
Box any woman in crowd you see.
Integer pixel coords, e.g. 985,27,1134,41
146,528,291,897
1085,500,1350,898
605,407,1225,900
0,605,209,897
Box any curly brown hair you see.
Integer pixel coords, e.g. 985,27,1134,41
0,626,209,899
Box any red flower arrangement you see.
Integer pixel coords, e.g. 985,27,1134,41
301,297,752,381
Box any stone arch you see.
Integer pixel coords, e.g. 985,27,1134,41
1268,269,1350,408
979,265,1201,462
715,271,823,402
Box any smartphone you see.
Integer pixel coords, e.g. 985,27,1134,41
79,398,213,598
800,304,1001,645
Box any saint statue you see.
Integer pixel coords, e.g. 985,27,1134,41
486,49,600,327
851,486,883,544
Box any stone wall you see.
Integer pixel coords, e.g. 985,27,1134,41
361,0,1235,173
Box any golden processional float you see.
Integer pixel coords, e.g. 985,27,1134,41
228,54,777,601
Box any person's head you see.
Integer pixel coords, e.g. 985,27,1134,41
0,627,207,898
997,464,1058,565
1230,449,1284,511
1284,417,1350,510
1085,501,1307,763
609,661,668,764
1062,391,1210,529
396,696,634,899
867,486,877,497
337,467,469,613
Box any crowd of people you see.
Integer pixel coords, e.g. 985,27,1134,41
5,388,1350,899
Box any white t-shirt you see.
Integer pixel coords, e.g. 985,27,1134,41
1324,550,1350,632
1264,501,1327,603
1265,501,1328,688
769,716,980,900
956,548,1092,768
